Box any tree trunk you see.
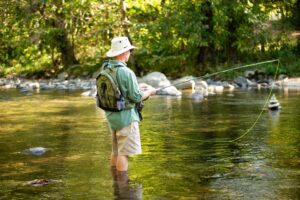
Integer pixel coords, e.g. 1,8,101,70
227,12,238,62
120,0,130,41
197,0,214,64
54,0,78,67
294,0,300,29
120,0,142,74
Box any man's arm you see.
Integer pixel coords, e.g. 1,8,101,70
139,83,156,101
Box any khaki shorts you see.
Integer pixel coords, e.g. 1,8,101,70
111,121,142,156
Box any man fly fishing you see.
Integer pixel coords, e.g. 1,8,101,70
96,36,156,172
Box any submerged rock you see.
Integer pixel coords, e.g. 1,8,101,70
20,179,57,187
191,91,204,101
22,147,47,156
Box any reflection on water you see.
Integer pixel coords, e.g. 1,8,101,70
111,167,142,200
0,89,299,199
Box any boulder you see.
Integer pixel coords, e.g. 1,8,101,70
195,80,208,90
157,86,182,96
57,72,68,80
222,81,235,90
244,70,255,79
140,72,171,88
282,78,300,88
172,76,195,90
234,76,248,88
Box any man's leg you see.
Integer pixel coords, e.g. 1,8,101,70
111,130,118,167
116,155,128,171
111,153,118,167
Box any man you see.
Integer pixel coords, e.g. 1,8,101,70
103,36,156,172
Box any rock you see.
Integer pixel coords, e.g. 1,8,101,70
234,76,248,88
222,81,235,90
28,82,40,89
55,85,67,90
0,78,6,86
4,83,16,89
57,72,68,80
207,85,224,93
246,79,257,87
80,81,92,90
157,86,182,96
244,70,255,79
195,80,208,90
282,78,300,88
268,94,281,110
81,89,97,97
278,74,287,80
141,72,171,88
214,85,224,93
172,76,195,90
20,179,54,187
19,87,30,93
191,91,204,101
22,147,47,156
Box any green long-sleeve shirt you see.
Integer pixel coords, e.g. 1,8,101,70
104,60,144,131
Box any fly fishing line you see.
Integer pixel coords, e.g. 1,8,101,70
155,59,280,143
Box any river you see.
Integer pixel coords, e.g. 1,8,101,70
0,88,299,199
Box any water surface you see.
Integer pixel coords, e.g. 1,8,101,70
0,89,299,199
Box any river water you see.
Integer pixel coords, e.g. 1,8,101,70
0,88,299,199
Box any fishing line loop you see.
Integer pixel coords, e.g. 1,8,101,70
157,59,280,143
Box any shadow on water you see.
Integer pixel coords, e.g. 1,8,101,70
0,89,299,199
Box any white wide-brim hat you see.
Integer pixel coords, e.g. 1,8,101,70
106,36,136,57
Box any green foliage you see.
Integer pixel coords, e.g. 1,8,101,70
1,0,300,78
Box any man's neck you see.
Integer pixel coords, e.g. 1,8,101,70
113,58,126,62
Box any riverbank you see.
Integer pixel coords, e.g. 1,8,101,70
1,72,300,98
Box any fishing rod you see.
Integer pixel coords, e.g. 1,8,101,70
157,59,279,91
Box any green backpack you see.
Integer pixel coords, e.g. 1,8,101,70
95,61,135,112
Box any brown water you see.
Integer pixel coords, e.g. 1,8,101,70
0,89,299,199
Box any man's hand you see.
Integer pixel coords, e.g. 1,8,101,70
139,83,157,100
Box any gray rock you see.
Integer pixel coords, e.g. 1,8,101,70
278,74,287,80
55,85,67,90
234,76,248,88
57,72,68,80
22,147,47,156
244,70,255,79
0,78,6,86
195,80,208,90
141,72,170,88
246,79,257,87
157,86,182,96
172,76,195,90
81,89,96,97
